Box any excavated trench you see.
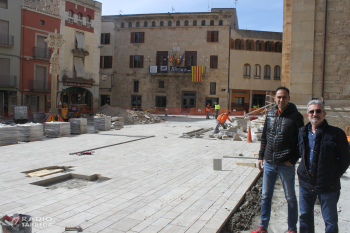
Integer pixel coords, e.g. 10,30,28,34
221,176,263,233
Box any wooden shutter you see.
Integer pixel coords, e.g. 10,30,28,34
251,40,255,51
231,39,234,49
271,42,275,52
241,39,245,50
214,31,219,42
108,56,113,68
193,52,197,66
130,32,135,43
185,51,189,66
101,33,104,44
141,32,145,43
100,56,103,68
207,31,211,42
129,56,133,68
140,55,144,68
261,40,265,51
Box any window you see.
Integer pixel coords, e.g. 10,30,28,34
101,33,110,44
234,97,244,107
40,20,45,25
75,32,86,49
185,51,197,66
100,56,113,69
210,55,218,69
136,22,140,27
152,21,156,27
219,20,223,26
243,64,251,78
0,0,7,9
35,66,48,89
121,22,124,28
77,13,83,26
133,81,139,92
130,32,144,43
159,81,164,88
168,21,172,26
265,41,272,51
235,39,242,49
73,57,86,78
264,65,271,79
254,64,261,78
160,21,164,26
193,20,197,26
68,10,74,24
275,42,282,52
128,22,132,27
274,66,281,80
245,40,253,50
210,82,216,95
0,58,10,79
176,20,180,26
201,20,205,26
210,20,214,26
184,20,188,26
0,20,10,46
129,55,144,68
86,15,91,28
144,21,148,27
207,31,219,42
35,35,49,59
256,40,262,51
156,51,168,72
155,96,166,107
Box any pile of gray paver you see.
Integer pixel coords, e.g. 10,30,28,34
70,118,88,134
17,123,43,142
94,114,111,131
44,122,70,138
112,117,124,130
0,124,18,146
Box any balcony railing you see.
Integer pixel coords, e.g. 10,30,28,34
28,80,51,91
33,47,52,60
0,75,17,88
86,22,91,28
72,45,90,56
62,71,95,84
150,65,207,75
0,34,14,47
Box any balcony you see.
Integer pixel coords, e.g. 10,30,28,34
150,66,206,76
71,46,89,57
0,34,14,47
28,80,51,92
0,75,17,88
62,71,95,88
86,22,91,28
33,47,52,60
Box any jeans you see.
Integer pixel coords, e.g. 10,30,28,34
260,161,298,230
215,109,219,118
299,185,340,233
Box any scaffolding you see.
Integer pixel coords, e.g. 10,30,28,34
245,91,275,117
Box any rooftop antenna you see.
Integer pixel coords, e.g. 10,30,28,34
172,6,175,13
119,10,123,14
208,0,210,12
235,0,238,8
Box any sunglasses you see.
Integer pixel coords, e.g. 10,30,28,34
308,109,322,114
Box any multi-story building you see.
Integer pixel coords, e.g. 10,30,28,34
101,9,238,111
21,0,61,113
0,0,21,117
58,0,102,111
230,30,282,112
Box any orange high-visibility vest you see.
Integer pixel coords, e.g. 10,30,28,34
217,113,228,124
206,105,210,112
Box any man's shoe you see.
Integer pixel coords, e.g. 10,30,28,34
287,229,297,233
251,226,267,233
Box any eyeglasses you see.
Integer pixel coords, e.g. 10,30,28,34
308,109,322,114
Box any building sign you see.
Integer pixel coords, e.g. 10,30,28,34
63,82,92,88
160,66,167,71
150,66,157,73
170,66,191,73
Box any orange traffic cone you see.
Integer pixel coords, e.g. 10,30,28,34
246,126,253,143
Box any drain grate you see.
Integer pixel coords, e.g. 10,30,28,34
30,173,111,189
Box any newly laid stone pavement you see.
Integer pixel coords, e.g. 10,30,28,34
0,116,261,233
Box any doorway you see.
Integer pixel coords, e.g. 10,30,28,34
101,95,110,106
252,94,265,108
131,95,142,110
182,91,196,112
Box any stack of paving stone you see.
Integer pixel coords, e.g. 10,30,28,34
70,118,87,134
44,122,70,138
0,124,18,146
112,117,124,130
94,115,111,131
17,123,44,142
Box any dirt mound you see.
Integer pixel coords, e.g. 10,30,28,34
92,105,162,124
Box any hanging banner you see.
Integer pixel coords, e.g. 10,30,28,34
63,82,92,88
150,66,157,73
170,66,191,73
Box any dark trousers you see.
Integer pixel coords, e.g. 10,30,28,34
206,111,209,119
215,109,219,118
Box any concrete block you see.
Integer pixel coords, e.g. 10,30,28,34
233,134,242,141
213,159,222,171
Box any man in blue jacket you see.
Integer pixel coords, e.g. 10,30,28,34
298,100,350,233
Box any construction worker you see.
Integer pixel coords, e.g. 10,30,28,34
214,112,231,133
206,103,211,119
215,101,220,118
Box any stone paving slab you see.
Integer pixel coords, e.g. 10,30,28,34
0,116,261,232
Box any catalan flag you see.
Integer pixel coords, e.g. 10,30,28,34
192,66,203,82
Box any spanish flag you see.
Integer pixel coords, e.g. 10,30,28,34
192,66,203,82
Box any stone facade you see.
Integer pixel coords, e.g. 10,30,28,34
23,0,60,17
283,0,350,107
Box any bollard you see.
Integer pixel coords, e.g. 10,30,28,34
213,159,222,170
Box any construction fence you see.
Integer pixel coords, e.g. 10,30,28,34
128,107,246,116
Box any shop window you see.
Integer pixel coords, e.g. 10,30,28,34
234,97,244,107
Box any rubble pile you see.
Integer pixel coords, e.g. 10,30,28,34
92,104,162,125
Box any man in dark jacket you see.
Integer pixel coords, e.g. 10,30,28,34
252,87,304,233
297,100,350,233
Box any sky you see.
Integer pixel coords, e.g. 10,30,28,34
99,0,283,33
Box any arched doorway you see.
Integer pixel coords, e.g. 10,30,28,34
62,87,93,109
